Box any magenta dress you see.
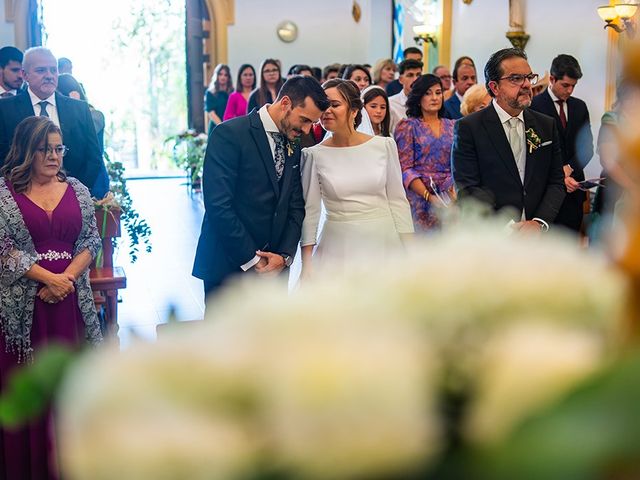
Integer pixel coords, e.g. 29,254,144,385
0,183,86,480
394,117,455,231
223,91,249,120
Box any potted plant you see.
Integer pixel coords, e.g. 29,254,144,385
165,129,208,191
94,152,152,266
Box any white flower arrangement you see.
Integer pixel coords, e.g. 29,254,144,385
57,219,625,479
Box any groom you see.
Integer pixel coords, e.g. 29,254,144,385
193,75,329,297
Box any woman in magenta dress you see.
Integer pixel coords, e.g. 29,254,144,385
223,63,256,121
0,116,102,479
394,74,456,231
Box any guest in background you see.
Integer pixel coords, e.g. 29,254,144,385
532,71,550,96
460,83,491,116
389,59,423,132
342,64,371,91
386,46,423,96
395,74,455,231
223,63,255,121
204,64,233,133
322,63,341,82
530,54,593,233
57,56,73,75
0,116,102,480
444,56,477,119
311,67,322,82
248,59,284,112
292,64,314,77
432,64,453,100
362,85,391,137
0,47,105,197
0,46,23,96
372,58,397,90
57,73,110,197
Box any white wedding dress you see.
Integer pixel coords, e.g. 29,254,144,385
300,136,414,268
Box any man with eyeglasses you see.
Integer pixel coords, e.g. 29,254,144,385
530,54,593,234
452,48,565,233
433,65,453,100
0,47,106,198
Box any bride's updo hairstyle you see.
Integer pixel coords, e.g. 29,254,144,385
321,78,363,129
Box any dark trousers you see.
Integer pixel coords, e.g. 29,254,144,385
554,189,585,233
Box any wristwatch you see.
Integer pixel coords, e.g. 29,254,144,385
280,254,293,267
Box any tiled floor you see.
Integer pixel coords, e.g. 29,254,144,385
113,177,205,345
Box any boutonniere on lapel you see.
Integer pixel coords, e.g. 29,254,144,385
525,128,541,154
286,137,300,156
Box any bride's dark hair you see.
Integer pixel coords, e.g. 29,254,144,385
321,78,363,129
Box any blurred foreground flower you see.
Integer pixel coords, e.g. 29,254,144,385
58,222,625,479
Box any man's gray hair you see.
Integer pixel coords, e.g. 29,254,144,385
22,47,56,72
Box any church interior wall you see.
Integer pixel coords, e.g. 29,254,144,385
0,0,16,47
227,0,393,75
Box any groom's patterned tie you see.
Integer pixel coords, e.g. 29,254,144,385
269,132,286,180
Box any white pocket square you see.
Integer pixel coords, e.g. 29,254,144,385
540,141,552,147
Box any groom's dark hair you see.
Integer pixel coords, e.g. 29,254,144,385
276,75,330,111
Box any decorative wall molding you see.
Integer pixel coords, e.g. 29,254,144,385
5,0,15,22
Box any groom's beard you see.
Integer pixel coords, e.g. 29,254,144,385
280,110,303,141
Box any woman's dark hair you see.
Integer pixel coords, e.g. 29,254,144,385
57,73,86,101
406,74,446,119
209,64,233,94
292,64,313,76
1,116,65,193
362,86,390,137
342,64,372,86
484,48,527,98
276,75,329,111
235,63,256,93
256,58,283,106
322,78,363,129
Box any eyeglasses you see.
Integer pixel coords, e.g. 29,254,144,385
37,145,68,157
498,73,539,86
263,69,280,74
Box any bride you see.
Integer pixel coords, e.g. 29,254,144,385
300,79,414,278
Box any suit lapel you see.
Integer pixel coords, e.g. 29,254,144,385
249,111,280,197
55,93,70,139
16,93,35,119
482,105,521,184
278,143,297,199
523,108,542,188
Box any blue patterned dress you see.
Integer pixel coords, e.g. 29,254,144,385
394,117,455,231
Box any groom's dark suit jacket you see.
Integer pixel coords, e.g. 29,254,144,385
451,103,565,224
530,89,593,231
192,109,305,286
0,92,102,190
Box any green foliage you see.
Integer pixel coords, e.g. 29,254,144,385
0,345,75,428
104,152,152,263
165,130,208,187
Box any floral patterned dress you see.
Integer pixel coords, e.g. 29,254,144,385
394,117,455,231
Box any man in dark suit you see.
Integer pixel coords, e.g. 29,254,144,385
0,47,104,196
193,76,329,298
0,46,23,97
530,54,593,232
452,48,565,232
443,56,477,120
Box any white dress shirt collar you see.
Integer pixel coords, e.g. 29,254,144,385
492,98,524,124
455,91,464,103
28,88,56,108
0,85,17,96
258,104,279,134
546,87,560,103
